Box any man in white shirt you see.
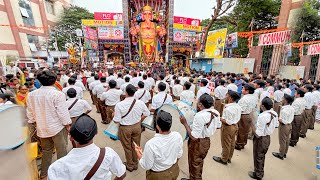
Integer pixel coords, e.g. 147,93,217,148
311,84,320,129
123,70,132,81
300,85,314,138
189,78,196,95
235,84,257,150
142,74,151,91
283,83,292,96
26,70,72,179
249,97,278,180
131,72,142,87
116,73,125,89
273,84,284,115
66,88,92,123
290,88,306,147
106,71,117,84
135,111,183,180
213,90,241,165
62,78,83,99
100,80,123,124
226,78,238,92
113,84,150,172
272,94,294,160
180,81,195,105
180,93,220,180
196,79,210,100
92,76,108,99
134,81,151,106
48,114,126,180
172,79,183,100
180,72,190,86
154,74,170,94
3,62,22,76
214,79,228,116
147,73,155,91
89,75,100,91
86,73,95,87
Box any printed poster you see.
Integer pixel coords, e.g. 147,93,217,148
205,28,228,58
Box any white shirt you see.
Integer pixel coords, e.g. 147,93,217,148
222,103,242,125
274,90,284,103
180,77,189,86
304,92,315,109
214,86,228,99
154,80,170,93
116,78,125,89
66,98,92,118
191,109,220,138
255,110,278,137
89,80,100,90
283,88,292,96
142,79,152,91
100,89,123,106
84,71,91,77
120,82,132,94
75,80,86,91
48,144,126,180
139,132,183,172
260,91,270,103
172,84,183,97
87,77,95,85
123,74,132,81
92,82,108,99
151,91,173,109
312,91,320,106
3,66,22,75
26,86,72,138
254,88,264,99
134,89,151,104
196,86,211,100
238,94,258,114
292,97,306,115
180,90,195,105
106,75,117,84
190,84,196,94
131,77,142,87
147,77,155,88
62,85,83,99
279,105,295,124
113,97,150,125
227,83,238,92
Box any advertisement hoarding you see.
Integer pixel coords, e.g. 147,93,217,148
98,27,124,40
94,12,123,20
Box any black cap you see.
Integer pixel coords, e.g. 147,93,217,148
70,114,97,145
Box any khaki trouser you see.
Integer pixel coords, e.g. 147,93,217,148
119,122,141,170
40,128,68,177
105,105,115,124
236,114,252,149
273,101,282,116
146,162,179,180
188,137,210,180
221,123,238,162
93,95,100,112
214,98,224,116
253,135,270,179
309,105,317,129
98,100,107,122
300,109,312,136
89,90,95,105
290,114,303,145
279,123,292,156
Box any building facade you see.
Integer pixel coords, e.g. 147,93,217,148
0,0,72,58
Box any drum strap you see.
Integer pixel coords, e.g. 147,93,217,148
267,112,276,127
206,111,218,128
162,94,168,105
68,99,79,111
122,99,137,118
84,148,105,180
139,90,146,100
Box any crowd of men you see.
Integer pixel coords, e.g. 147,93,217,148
1,63,319,180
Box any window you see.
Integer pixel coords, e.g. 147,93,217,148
27,35,39,52
18,0,35,26
45,0,55,15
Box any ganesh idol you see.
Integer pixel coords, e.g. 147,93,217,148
130,5,166,64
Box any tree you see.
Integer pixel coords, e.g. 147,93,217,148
48,6,94,51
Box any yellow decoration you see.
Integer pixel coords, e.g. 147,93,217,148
205,28,228,58
143,5,153,12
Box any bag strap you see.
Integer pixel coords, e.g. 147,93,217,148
267,112,276,127
205,111,218,128
162,94,168,105
139,90,146,100
84,148,105,180
68,99,79,111
122,99,136,118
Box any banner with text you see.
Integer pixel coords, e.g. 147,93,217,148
94,12,123,20
82,19,124,27
307,43,320,55
258,30,291,46
205,28,228,58
82,25,97,40
98,27,124,40
174,16,201,26
173,23,202,32
225,32,238,49
173,30,196,42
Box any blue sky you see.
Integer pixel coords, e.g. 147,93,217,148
73,0,215,20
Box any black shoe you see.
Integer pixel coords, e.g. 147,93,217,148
227,159,231,163
284,154,287,158
308,127,314,130
248,171,261,180
289,143,295,147
299,134,306,138
181,178,190,180
272,152,284,160
212,156,227,165
235,146,242,151
101,121,107,124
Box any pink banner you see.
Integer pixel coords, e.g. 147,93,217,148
308,43,320,55
258,31,291,46
174,16,200,26
94,12,123,20
82,25,97,41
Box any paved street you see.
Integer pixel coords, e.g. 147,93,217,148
85,91,319,180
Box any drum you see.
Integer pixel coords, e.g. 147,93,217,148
158,100,197,140
0,104,27,150
142,115,155,131
103,121,120,140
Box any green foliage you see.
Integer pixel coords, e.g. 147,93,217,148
49,6,94,50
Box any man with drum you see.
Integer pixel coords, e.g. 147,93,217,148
180,81,195,105
134,81,151,107
113,84,150,172
180,93,220,180
135,110,183,180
